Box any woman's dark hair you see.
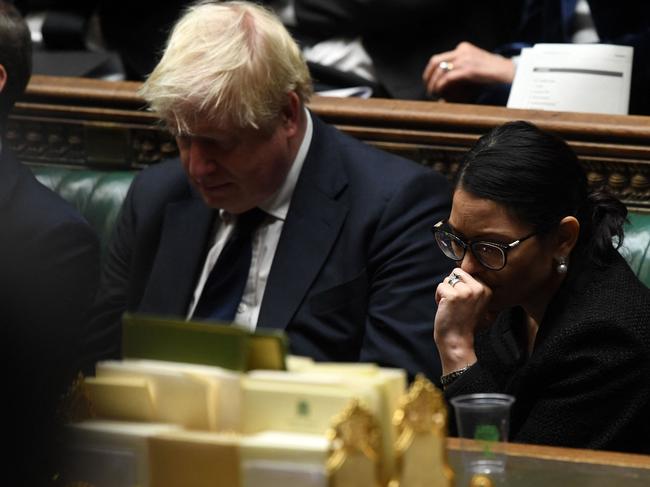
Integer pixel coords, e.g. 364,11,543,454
0,1,32,129
457,120,627,264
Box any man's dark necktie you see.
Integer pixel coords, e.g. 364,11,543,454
193,208,267,322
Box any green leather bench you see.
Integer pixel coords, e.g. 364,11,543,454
619,212,650,286
28,164,650,287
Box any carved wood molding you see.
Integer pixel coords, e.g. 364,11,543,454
9,75,650,209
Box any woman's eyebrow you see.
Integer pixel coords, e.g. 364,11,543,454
448,222,515,242
447,222,473,239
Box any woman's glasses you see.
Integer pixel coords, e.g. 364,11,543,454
432,220,538,271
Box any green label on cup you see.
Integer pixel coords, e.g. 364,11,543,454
474,424,499,458
474,424,499,442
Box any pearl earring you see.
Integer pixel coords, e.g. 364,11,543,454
556,256,568,274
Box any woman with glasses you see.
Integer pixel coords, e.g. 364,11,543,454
433,120,650,453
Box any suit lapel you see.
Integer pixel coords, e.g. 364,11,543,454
258,116,349,329
138,196,214,316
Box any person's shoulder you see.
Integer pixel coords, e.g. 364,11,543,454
131,158,187,190
565,252,650,342
596,251,650,301
9,161,91,233
311,115,445,186
606,252,650,315
127,158,192,205
0,162,98,273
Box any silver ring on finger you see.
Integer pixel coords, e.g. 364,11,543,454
447,272,462,287
439,60,454,72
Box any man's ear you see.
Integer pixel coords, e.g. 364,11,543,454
280,91,301,137
0,64,7,93
555,216,580,257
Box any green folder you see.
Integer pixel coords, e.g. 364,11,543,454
121,313,287,371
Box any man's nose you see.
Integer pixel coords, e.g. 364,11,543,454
187,138,216,179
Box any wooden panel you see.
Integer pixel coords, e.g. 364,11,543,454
8,75,650,209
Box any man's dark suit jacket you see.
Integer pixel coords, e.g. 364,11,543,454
0,147,100,483
446,251,650,454
85,115,453,381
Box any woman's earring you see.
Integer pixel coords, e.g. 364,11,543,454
556,256,568,274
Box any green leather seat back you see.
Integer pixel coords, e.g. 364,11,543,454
26,164,650,288
621,212,650,287
29,164,136,261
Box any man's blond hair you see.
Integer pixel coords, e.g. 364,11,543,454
140,0,312,133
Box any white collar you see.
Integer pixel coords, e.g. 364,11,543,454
258,107,312,221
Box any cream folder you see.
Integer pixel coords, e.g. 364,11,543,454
242,371,381,435
248,365,406,483
113,359,243,431
84,375,155,422
148,430,241,487
95,359,242,431
241,431,329,487
65,419,181,487
148,429,329,487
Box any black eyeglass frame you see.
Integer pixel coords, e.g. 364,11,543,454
432,220,538,271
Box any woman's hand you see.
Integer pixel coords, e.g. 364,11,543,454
434,268,493,374
423,42,516,99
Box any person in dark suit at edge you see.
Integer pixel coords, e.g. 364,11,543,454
0,2,100,484
423,0,650,114
83,1,453,383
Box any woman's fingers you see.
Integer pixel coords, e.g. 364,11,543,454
434,268,493,338
424,48,457,96
423,42,516,97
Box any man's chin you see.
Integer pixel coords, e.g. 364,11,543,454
199,193,226,209
198,187,235,209
200,193,257,215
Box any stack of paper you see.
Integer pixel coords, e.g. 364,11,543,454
73,355,415,486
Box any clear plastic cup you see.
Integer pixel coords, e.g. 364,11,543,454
450,393,515,477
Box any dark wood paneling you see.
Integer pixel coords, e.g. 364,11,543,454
9,75,650,209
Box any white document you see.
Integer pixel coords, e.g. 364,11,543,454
507,43,633,114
